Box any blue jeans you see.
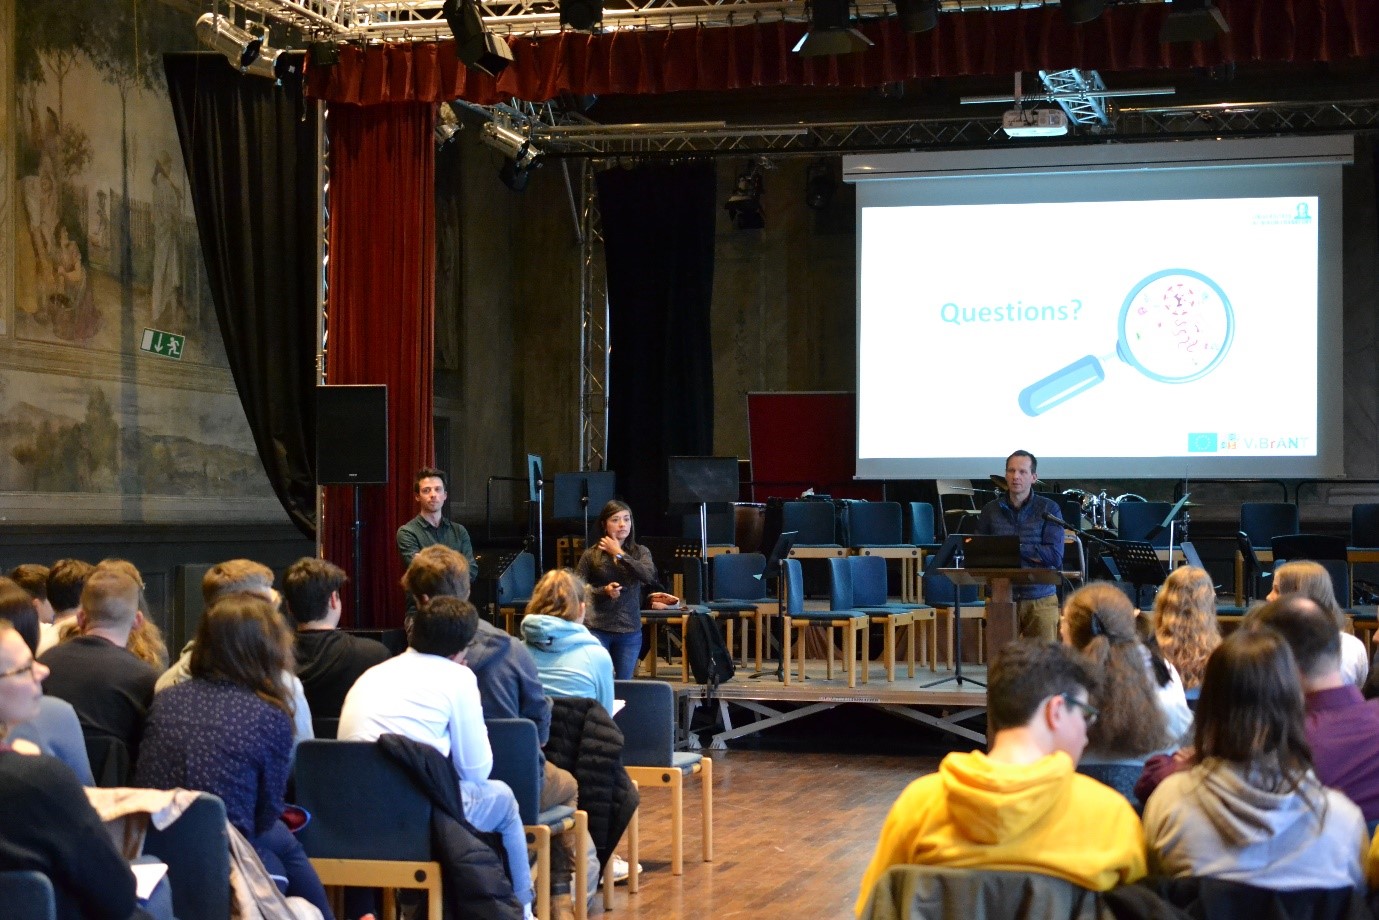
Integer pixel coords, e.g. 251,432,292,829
592,628,642,680
461,778,533,908
252,820,334,919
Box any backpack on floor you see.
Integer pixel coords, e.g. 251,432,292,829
685,608,734,688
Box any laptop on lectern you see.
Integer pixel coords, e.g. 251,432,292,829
959,535,1023,569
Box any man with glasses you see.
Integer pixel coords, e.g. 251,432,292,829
855,641,1146,916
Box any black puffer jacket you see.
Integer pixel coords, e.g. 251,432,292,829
544,697,640,867
378,733,522,920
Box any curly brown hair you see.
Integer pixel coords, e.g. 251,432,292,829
1152,566,1220,691
1062,582,1170,757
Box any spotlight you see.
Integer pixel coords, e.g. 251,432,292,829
893,0,938,34
1160,0,1229,43
726,163,765,230
480,122,540,170
245,45,302,83
442,0,515,78
498,158,534,192
435,103,462,147
805,159,836,211
1061,0,1106,24
793,0,873,56
195,12,262,70
560,0,604,32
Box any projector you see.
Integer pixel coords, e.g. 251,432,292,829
1002,108,1070,138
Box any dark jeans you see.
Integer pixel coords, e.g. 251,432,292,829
253,819,335,919
592,628,642,680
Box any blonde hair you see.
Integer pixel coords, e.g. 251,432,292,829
202,559,275,606
1062,582,1170,757
525,569,591,622
1152,566,1220,691
1272,561,1346,625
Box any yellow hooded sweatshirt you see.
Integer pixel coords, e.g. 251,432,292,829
855,750,1147,916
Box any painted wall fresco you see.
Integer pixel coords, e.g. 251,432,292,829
3,0,281,523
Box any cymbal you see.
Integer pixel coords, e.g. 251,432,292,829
990,474,1009,491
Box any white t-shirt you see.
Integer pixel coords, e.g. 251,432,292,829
338,648,492,783
1339,631,1369,688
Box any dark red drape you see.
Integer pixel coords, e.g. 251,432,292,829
305,0,1379,105
322,102,436,629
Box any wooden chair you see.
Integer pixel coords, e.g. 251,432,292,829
294,740,443,920
781,559,869,688
704,551,772,671
487,718,590,920
835,555,933,681
920,552,986,669
614,679,712,877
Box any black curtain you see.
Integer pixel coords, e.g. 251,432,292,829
164,53,319,538
596,162,717,535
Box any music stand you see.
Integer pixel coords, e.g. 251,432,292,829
553,471,617,546
667,456,740,603
526,454,544,571
1144,492,1192,570
1109,539,1169,607
750,530,797,681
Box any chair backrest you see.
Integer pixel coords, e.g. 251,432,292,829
1271,533,1349,562
908,502,936,545
485,718,544,825
920,551,980,606
498,551,537,605
710,552,768,601
143,792,231,920
612,679,675,767
294,740,434,862
849,555,890,607
312,716,340,740
848,501,904,546
1240,502,1300,548
781,501,838,545
1352,504,1379,547
1116,501,1172,548
860,865,1105,920
828,556,855,610
0,871,55,920
783,559,806,615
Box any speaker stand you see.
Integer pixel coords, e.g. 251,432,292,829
351,484,364,618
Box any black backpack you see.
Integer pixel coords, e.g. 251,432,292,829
685,608,734,688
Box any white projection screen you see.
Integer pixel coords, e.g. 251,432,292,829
846,135,1351,481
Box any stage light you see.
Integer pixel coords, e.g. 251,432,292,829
726,163,765,230
442,0,515,78
1160,0,1229,43
480,122,540,170
793,0,873,56
1061,0,1106,24
805,159,836,211
245,44,302,83
560,0,604,32
195,12,263,70
498,158,534,192
893,0,938,34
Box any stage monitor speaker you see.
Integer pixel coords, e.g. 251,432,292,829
316,385,389,484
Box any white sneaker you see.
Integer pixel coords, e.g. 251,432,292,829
611,854,641,884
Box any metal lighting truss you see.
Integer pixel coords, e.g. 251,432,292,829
577,160,609,472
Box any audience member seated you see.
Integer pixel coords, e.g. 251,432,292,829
520,569,615,716
39,568,157,784
37,558,94,655
135,592,334,919
0,618,152,920
1152,566,1221,692
340,596,537,920
1142,628,1369,889
9,564,54,646
1268,560,1368,687
157,559,313,743
282,557,388,719
853,640,1146,917
93,560,168,672
1061,584,1190,765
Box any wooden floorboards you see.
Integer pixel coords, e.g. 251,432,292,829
597,749,940,920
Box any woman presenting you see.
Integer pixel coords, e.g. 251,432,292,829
576,500,658,680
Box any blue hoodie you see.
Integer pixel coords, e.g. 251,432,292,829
520,615,615,716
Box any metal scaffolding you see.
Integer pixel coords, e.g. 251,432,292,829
578,160,609,472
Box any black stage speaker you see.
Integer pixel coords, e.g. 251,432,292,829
316,385,389,484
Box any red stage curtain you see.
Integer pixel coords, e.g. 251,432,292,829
321,102,436,629
305,0,1379,105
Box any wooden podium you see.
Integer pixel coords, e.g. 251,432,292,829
940,567,1063,661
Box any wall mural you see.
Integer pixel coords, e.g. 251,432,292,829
3,0,281,523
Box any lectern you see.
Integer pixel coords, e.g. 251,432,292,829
929,567,1062,688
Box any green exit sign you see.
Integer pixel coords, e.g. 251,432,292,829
140,328,185,361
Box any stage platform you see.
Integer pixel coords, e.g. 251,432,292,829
663,661,990,749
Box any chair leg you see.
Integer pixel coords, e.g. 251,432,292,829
700,756,714,863
908,618,918,678
883,617,896,682
861,621,869,685
427,877,443,920
680,618,691,683
629,789,640,894
798,627,808,682
825,626,835,680
843,621,856,688
531,825,552,920
670,770,684,876
573,810,588,920
782,617,792,686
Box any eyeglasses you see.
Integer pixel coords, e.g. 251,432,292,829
1060,693,1099,727
0,660,40,681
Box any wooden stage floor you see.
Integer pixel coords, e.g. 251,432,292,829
654,659,991,748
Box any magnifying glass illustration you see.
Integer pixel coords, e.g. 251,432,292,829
1018,269,1234,417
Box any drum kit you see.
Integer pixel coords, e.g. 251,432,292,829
945,477,1189,541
